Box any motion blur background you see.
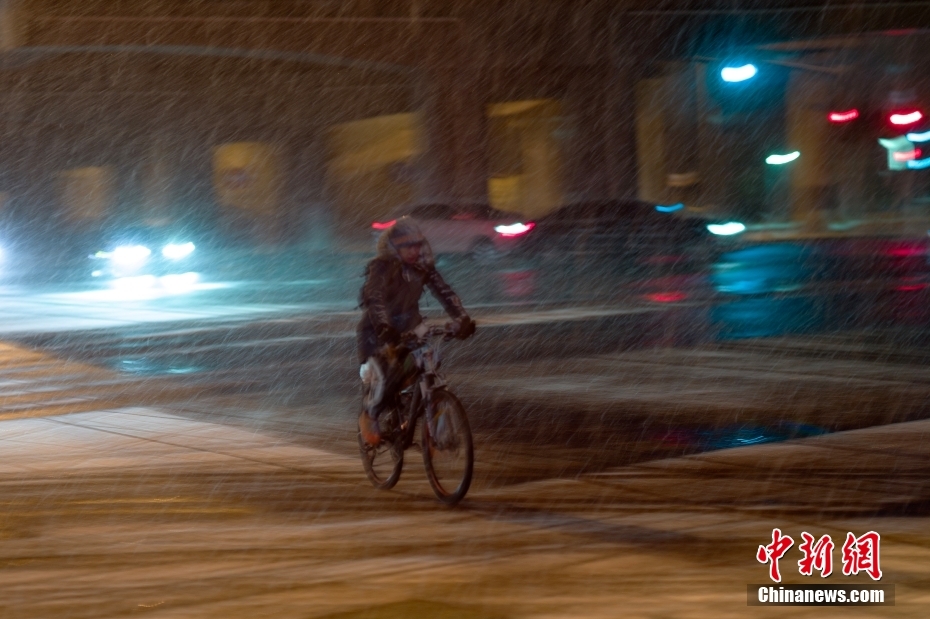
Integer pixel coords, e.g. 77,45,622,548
2,2,930,618
1,1,929,340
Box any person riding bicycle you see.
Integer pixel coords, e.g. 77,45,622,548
357,217,476,446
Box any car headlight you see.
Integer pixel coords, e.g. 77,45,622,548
707,222,746,236
111,244,152,265
162,242,195,260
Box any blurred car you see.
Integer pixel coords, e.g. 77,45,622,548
499,199,740,305
371,203,535,261
89,223,201,284
513,199,729,271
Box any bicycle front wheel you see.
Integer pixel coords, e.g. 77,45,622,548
421,390,474,506
358,409,404,490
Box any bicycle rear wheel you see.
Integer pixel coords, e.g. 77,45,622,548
358,409,403,490
421,390,473,506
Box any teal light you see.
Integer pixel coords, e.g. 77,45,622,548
162,242,196,260
721,64,758,83
906,158,930,170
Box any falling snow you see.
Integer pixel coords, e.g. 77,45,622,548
1,2,930,617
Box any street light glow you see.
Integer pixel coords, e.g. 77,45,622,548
721,64,757,83
765,151,800,165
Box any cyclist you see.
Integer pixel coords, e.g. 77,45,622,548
357,217,476,446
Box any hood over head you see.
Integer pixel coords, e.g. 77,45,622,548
376,216,434,267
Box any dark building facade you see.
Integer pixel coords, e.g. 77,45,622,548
0,1,926,244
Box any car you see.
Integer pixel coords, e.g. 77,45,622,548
508,199,738,304
89,223,202,286
371,203,535,261
514,199,726,266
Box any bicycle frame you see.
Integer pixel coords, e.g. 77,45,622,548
393,325,450,451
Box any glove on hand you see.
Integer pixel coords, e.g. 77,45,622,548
376,324,401,346
453,315,476,340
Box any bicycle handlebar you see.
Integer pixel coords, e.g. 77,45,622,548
401,324,455,347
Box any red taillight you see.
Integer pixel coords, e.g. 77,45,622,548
887,244,925,257
828,109,859,123
645,292,688,303
494,222,535,237
371,219,396,230
890,110,923,126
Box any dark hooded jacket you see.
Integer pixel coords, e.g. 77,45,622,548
357,221,467,362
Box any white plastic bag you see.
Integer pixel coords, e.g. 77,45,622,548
360,356,385,412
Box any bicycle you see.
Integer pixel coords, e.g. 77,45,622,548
357,323,474,506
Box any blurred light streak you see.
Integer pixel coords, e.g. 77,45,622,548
58,280,230,303
765,151,800,165
112,245,151,266
645,292,688,303
655,203,684,213
160,272,200,292
828,109,859,123
906,130,930,142
707,222,746,235
721,64,757,82
162,242,195,259
494,222,535,237
890,111,923,125
893,148,921,161
111,275,157,292
906,157,930,169
371,220,396,230
888,245,926,257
